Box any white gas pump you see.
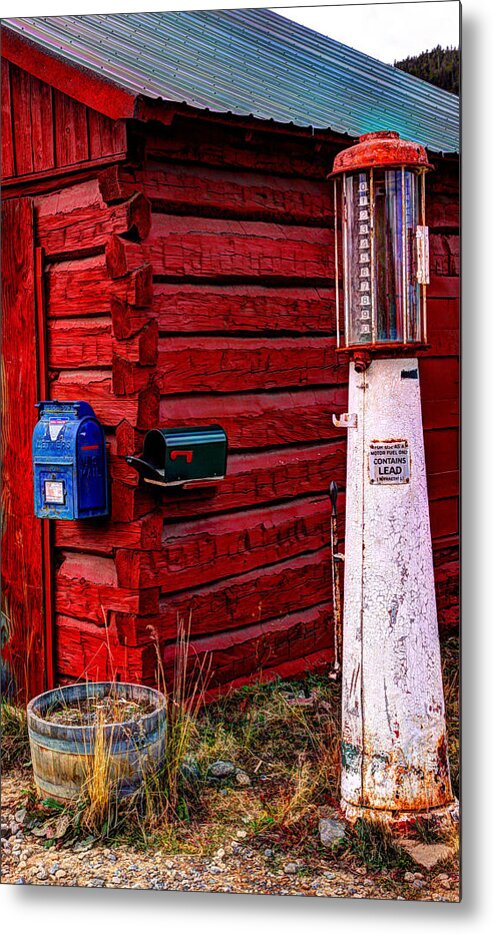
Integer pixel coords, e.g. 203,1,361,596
330,131,457,825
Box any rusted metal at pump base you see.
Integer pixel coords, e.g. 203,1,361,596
341,729,454,818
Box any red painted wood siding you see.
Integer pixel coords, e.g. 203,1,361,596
1,59,126,183
1,198,46,700
43,117,459,691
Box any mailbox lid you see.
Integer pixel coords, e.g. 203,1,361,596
144,425,227,483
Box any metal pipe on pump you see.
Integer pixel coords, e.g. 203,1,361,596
330,131,457,826
328,481,343,682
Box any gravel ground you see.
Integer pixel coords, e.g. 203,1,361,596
1,771,459,901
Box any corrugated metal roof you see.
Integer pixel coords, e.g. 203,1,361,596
2,8,459,153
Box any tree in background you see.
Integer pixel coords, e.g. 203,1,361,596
394,45,459,95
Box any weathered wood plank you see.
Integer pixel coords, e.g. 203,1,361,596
157,388,347,450
110,434,346,522
1,59,15,179
48,316,156,369
116,548,332,645
112,437,451,525
429,233,460,278
424,427,459,474
426,328,459,357
45,254,153,319
49,370,159,428
115,495,331,590
56,602,332,688
121,161,333,224
427,194,460,230
427,470,459,502
156,602,333,690
434,551,459,628
204,648,333,701
54,512,162,554
46,254,109,316
430,497,459,541
48,316,113,367
144,125,337,179
1,198,45,698
10,64,33,176
422,398,459,431
420,357,459,400
153,441,346,521
420,358,460,430
30,75,55,173
56,552,159,624
428,276,460,300
155,336,339,394
87,108,126,160
108,216,335,281
53,89,89,167
427,298,460,332
154,283,336,333
55,614,154,684
36,182,151,257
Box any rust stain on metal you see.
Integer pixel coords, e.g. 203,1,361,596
358,737,453,812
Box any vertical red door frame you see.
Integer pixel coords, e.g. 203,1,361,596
35,246,55,689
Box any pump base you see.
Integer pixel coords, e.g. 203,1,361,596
341,797,459,831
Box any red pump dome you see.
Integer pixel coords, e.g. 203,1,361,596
330,130,433,176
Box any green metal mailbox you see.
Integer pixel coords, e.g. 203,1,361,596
126,425,227,488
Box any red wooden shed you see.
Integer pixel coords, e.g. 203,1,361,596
0,10,460,700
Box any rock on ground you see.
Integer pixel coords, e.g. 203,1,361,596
235,770,251,786
319,817,346,847
399,839,455,870
208,761,236,779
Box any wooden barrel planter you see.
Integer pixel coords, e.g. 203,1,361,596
27,682,167,804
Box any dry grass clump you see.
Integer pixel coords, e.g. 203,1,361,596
440,632,460,796
1,701,30,771
191,674,342,846
80,710,121,836
344,817,415,871
133,617,210,832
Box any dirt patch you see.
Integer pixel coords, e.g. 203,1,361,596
1,769,459,900
43,694,157,727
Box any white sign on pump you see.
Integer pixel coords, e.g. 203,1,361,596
368,441,410,484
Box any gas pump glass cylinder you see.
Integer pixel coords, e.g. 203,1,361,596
333,131,430,354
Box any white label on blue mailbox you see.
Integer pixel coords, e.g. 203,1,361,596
49,418,67,441
368,441,410,484
44,480,65,504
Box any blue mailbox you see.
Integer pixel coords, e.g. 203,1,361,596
33,401,109,520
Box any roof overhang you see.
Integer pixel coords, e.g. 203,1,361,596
0,24,349,144
1,24,136,120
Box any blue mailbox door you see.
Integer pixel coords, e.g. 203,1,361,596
77,419,107,515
